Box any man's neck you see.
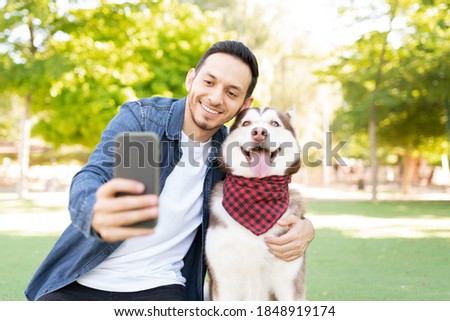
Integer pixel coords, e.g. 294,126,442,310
182,127,214,143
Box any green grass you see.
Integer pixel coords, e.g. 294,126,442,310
0,233,58,301
305,200,450,300
0,199,449,300
0,199,65,215
306,200,450,219
306,229,450,300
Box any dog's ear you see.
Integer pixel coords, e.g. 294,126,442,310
282,105,298,137
286,105,296,119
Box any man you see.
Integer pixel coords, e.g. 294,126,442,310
25,40,314,301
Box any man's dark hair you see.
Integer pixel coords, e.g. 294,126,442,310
195,40,259,99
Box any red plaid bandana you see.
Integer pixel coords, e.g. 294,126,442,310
222,174,291,236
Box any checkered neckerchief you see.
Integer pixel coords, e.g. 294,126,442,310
222,174,291,236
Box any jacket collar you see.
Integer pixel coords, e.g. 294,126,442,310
165,97,186,141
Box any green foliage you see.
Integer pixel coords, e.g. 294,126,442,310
1,0,224,148
327,0,450,161
0,95,21,141
0,0,65,95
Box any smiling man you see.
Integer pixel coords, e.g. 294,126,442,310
184,52,253,141
25,40,314,301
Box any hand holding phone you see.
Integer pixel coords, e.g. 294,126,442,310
91,179,158,242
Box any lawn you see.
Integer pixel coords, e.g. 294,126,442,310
0,233,58,301
306,229,449,300
0,199,448,301
305,200,450,301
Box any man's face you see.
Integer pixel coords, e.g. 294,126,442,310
184,53,253,141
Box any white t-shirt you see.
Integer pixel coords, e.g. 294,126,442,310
77,132,211,292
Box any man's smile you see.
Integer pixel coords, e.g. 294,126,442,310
200,101,222,116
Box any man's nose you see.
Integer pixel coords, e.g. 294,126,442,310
208,87,223,106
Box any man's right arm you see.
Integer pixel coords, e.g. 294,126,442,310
68,101,157,241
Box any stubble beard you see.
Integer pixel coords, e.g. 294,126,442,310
187,95,246,138
188,96,222,133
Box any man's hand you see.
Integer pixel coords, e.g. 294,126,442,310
264,216,315,262
91,178,158,243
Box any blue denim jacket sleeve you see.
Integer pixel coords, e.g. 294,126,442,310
68,101,144,238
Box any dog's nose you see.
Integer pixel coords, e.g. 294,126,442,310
251,127,268,142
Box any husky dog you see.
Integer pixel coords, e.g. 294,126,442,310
205,107,305,301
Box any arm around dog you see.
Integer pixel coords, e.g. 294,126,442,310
264,216,315,262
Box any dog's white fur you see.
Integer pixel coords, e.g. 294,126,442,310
206,107,306,301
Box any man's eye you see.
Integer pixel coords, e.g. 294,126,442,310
204,80,213,86
271,121,280,127
242,121,251,126
228,91,237,98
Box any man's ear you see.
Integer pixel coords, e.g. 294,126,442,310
185,68,196,91
242,97,253,110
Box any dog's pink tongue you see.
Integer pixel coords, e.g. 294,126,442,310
249,150,271,178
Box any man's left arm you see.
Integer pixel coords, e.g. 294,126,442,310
264,216,315,262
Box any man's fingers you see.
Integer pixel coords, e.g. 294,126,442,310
93,205,158,243
93,205,158,228
266,237,305,256
264,232,291,246
96,178,145,198
264,216,315,262
94,194,158,214
268,247,304,262
276,215,298,226
267,238,311,261
92,178,159,243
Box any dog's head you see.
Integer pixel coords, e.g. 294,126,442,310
219,107,301,178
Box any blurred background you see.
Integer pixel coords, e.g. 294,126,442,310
1,0,449,301
1,0,449,200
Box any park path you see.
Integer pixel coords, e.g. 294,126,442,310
0,187,449,237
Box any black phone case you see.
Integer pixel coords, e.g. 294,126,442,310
113,132,160,228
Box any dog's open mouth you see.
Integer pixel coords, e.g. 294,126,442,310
241,147,279,163
240,146,281,178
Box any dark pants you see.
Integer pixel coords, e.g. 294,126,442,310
37,282,187,301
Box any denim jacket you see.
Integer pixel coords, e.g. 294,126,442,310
25,96,227,301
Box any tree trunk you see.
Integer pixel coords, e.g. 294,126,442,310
17,18,37,198
369,113,378,200
17,94,31,199
369,1,398,201
401,152,417,194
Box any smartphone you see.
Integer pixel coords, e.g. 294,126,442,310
113,132,160,228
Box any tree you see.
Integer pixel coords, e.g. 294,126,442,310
0,0,69,197
327,0,449,194
0,0,224,196
32,0,224,148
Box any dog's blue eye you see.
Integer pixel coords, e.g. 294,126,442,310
242,121,251,126
271,121,280,127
